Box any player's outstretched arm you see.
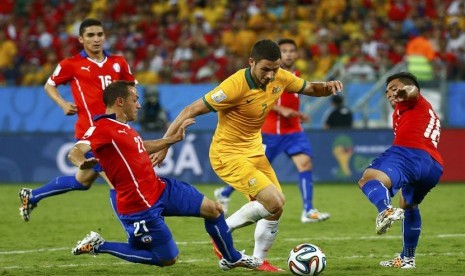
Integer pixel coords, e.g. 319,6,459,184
144,118,195,154
299,80,343,97
68,143,98,170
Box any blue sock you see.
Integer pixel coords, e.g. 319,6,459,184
221,185,235,197
402,208,421,258
98,242,162,266
204,213,241,262
30,176,89,205
298,171,313,211
361,180,391,212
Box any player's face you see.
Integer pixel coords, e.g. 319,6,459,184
279,43,297,70
249,58,280,88
79,26,105,55
123,87,141,122
385,78,404,108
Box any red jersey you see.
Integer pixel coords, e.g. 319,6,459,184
79,114,165,215
262,70,302,135
47,50,135,139
392,94,444,166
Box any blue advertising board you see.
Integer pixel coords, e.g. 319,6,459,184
0,130,393,183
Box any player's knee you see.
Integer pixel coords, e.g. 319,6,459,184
263,193,285,215
199,197,222,219
159,258,177,266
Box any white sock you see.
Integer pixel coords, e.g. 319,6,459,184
253,219,279,260
226,201,272,231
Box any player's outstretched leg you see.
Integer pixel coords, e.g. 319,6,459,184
72,231,105,255
18,188,36,222
18,176,90,221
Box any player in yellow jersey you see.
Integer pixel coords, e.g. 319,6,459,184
152,39,343,272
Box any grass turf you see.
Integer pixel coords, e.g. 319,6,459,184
1,182,464,275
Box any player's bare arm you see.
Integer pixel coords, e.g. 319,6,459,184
299,81,343,97
151,99,210,166
68,143,99,170
144,118,195,154
44,83,77,115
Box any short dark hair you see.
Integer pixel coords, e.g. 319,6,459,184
79,18,103,36
386,72,420,89
103,81,136,107
250,39,281,62
277,38,297,48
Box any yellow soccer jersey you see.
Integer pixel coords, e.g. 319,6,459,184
203,67,306,157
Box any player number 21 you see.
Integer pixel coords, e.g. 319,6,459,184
134,136,146,153
424,109,441,148
134,220,149,237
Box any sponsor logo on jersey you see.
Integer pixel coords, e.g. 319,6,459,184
117,129,128,134
81,66,90,72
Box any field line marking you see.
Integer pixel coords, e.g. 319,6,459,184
1,233,464,255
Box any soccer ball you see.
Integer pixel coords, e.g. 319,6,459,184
287,243,326,275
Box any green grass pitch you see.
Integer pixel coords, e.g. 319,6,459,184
1,182,464,275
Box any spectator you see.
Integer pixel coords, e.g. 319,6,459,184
139,86,169,132
324,95,353,129
0,31,18,85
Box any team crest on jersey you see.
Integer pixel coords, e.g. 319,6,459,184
141,235,152,243
271,86,282,94
113,63,121,73
211,90,227,103
83,126,96,139
248,178,257,187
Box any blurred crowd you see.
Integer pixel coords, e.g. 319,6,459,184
1,0,465,86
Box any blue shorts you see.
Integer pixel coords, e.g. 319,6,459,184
84,151,103,172
117,177,204,261
367,146,443,206
262,132,313,162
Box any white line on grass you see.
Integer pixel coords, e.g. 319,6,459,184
1,233,464,256
2,252,464,270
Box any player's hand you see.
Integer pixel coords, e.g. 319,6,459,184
311,81,343,96
279,106,298,118
151,149,168,167
395,85,418,102
62,102,78,116
298,112,310,123
325,81,343,95
79,158,99,170
175,118,196,142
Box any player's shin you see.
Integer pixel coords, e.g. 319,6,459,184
32,176,89,204
402,208,421,258
204,213,241,262
253,218,279,259
361,180,392,212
